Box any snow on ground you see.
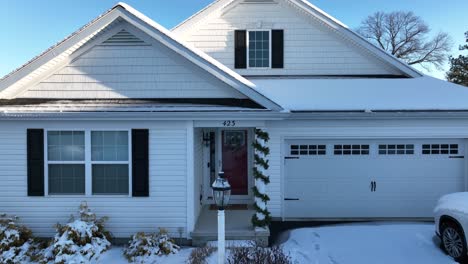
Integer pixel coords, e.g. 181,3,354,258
99,247,196,264
279,222,458,264
92,222,457,263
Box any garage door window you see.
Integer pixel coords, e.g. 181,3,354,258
290,145,326,156
422,144,458,155
379,144,414,155
334,145,369,155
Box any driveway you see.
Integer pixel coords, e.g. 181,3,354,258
276,222,458,264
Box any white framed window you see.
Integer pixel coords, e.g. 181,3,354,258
91,131,130,195
248,30,271,68
47,131,85,195
45,130,131,196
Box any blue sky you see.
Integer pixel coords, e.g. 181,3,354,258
1,0,467,79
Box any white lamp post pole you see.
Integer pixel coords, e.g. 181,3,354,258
218,209,225,264
212,171,231,264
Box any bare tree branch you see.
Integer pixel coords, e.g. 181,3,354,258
356,11,452,69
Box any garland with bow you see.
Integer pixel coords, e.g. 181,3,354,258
251,129,272,228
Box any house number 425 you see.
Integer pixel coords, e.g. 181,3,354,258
223,120,236,127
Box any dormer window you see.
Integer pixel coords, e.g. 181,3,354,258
248,31,270,68
235,29,284,69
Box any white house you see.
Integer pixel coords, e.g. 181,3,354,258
1,0,467,245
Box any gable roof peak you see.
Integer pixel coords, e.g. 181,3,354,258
113,2,132,10
0,2,282,110
172,0,422,78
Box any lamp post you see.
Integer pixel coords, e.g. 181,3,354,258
212,171,231,264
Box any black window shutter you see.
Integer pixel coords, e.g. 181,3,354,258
272,30,284,68
132,129,149,197
234,30,247,69
27,129,44,196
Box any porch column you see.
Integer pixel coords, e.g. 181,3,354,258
254,128,268,227
186,121,195,238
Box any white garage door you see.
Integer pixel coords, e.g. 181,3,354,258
284,139,466,219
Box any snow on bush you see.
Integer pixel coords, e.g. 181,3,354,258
187,246,216,264
123,229,180,263
227,244,291,264
0,214,40,264
41,202,111,264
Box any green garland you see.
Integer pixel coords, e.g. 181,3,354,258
254,154,269,170
255,129,270,141
252,212,272,228
252,140,270,155
253,167,270,184
252,186,270,202
251,129,272,228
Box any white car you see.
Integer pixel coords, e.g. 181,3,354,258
435,192,468,262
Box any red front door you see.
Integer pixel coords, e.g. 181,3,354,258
222,130,248,195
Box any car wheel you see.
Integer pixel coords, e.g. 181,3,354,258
441,221,468,262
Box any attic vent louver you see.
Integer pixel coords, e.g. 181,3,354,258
102,29,148,46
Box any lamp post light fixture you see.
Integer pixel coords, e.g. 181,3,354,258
212,171,231,264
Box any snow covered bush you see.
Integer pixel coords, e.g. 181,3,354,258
41,202,111,264
0,213,39,264
187,246,216,264
124,229,180,263
227,245,291,264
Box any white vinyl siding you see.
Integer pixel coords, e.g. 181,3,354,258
17,22,246,99
264,119,468,218
176,1,401,76
0,120,188,238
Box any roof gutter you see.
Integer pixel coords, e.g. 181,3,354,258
289,110,468,120
4,110,468,121
0,110,290,121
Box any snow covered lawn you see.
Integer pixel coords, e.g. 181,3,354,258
99,247,198,264
90,222,458,263
279,222,458,264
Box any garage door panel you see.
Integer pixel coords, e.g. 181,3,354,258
285,157,373,218
373,156,464,218
285,200,377,218
284,139,466,219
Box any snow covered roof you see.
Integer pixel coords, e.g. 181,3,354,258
251,76,468,112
